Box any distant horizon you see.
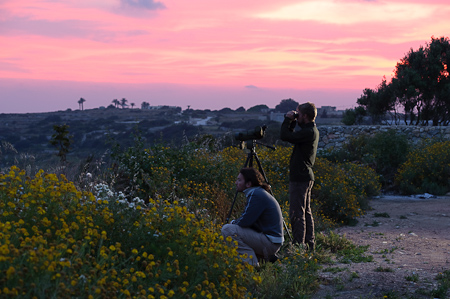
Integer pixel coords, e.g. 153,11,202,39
1,78,362,114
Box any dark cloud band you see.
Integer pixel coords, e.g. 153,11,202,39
121,0,166,10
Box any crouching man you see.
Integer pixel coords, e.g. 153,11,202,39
221,167,284,266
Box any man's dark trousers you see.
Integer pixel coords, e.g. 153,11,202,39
289,180,315,249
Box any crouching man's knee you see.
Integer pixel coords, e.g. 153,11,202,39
221,223,238,240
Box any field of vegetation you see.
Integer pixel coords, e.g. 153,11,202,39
1,129,449,298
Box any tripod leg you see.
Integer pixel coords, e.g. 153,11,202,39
225,151,253,223
253,152,293,242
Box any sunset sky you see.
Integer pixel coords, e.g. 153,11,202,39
1,0,449,113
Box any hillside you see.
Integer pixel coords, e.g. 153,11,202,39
0,107,343,168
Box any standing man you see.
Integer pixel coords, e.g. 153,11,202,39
222,167,284,266
280,102,319,251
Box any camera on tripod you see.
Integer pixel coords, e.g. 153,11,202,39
234,125,267,142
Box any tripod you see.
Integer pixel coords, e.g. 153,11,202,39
226,139,293,242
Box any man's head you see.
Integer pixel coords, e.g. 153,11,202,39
235,167,269,192
297,102,317,124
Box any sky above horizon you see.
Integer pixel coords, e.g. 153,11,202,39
1,0,449,113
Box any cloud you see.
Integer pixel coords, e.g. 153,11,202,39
0,16,150,41
245,85,259,89
121,0,166,10
256,0,443,24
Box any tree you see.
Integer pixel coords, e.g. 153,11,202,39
130,103,135,109
78,98,86,110
342,107,366,125
274,98,299,112
49,124,73,163
357,77,395,124
120,98,128,109
235,106,246,112
360,36,450,126
141,102,150,109
112,99,120,108
247,104,269,113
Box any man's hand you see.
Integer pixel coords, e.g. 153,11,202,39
285,110,296,120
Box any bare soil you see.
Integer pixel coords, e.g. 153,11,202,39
312,195,450,298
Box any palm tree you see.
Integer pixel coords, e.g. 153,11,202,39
130,103,135,109
112,99,120,108
78,98,86,110
141,102,150,109
120,98,128,109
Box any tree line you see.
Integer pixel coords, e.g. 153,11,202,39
345,36,450,126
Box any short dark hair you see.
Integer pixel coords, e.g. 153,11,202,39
298,102,317,122
239,167,270,192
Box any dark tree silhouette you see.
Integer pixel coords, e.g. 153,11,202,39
78,98,86,110
356,36,450,126
112,99,120,108
274,98,299,112
247,104,269,113
49,124,73,163
120,98,128,109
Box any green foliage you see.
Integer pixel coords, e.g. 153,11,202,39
342,108,356,125
1,135,386,298
274,98,299,112
375,266,394,272
396,139,450,195
315,231,372,264
355,36,450,126
431,270,450,298
342,107,367,125
313,158,380,223
247,104,269,113
0,167,256,298
320,129,409,188
110,138,379,224
374,212,390,218
49,124,73,163
253,248,320,298
405,273,419,282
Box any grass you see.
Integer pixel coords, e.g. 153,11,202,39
375,266,394,272
430,270,450,298
364,221,380,227
323,266,347,273
374,212,390,218
405,273,419,282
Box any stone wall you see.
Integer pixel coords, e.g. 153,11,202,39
317,125,450,149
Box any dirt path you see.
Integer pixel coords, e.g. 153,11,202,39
312,195,450,298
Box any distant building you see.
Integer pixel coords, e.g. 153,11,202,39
317,106,343,118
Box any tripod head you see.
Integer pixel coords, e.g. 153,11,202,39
237,140,276,151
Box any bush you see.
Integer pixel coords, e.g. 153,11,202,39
319,129,409,188
313,158,381,224
0,167,257,298
110,138,379,225
396,140,450,195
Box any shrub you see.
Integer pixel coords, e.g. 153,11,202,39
110,139,379,225
319,129,409,188
313,158,381,223
396,140,450,195
0,167,257,298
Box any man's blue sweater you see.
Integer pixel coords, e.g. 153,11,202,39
234,186,284,244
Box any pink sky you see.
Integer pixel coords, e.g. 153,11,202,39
1,0,449,113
